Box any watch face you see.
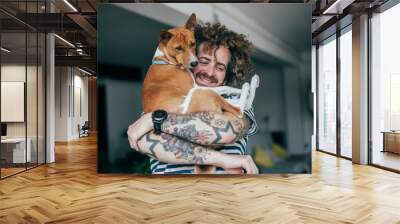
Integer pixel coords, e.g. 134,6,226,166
153,110,167,121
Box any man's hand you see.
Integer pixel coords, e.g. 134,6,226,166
224,168,244,174
218,154,259,174
127,113,153,152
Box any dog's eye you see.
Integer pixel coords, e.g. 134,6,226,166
175,46,183,51
190,42,195,48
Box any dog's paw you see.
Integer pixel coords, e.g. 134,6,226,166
242,82,250,92
251,74,260,89
245,74,260,110
239,83,250,113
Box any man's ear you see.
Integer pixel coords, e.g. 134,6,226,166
159,30,172,43
185,13,196,31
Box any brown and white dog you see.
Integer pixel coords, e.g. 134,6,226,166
141,13,259,174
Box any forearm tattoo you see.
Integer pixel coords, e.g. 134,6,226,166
198,112,250,143
144,133,159,159
160,133,208,164
162,112,250,145
172,124,214,144
140,132,209,164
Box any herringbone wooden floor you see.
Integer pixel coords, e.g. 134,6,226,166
1,135,400,224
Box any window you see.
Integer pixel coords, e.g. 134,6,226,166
339,27,352,158
317,35,337,154
371,2,400,171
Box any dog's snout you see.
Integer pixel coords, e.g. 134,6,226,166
189,53,198,68
190,61,198,67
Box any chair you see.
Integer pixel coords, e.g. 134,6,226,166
78,121,90,138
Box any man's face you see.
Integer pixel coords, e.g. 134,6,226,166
192,43,230,87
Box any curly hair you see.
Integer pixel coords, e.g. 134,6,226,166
194,22,254,87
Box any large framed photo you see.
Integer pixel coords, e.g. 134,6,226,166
98,3,312,175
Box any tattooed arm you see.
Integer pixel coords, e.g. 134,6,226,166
134,131,258,174
136,131,218,165
127,113,259,173
161,112,251,146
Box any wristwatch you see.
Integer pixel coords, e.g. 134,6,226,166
152,109,168,135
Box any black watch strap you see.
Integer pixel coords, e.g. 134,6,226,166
152,110,168,135
154,122,162,135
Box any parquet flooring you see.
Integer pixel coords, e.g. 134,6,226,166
1,135,400,223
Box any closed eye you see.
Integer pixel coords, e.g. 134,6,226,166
216,64,226,72
175,46,183,51
199,59,209,65
216,66,225,72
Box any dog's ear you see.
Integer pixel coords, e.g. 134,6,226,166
159,30,172,43
184,13,196,31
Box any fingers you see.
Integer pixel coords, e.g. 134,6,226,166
224,168,244,174
126,113,153,152
248,155,259,174
127,121,142,152
243,155,259,175
250,159,259,174
127,125,139,151
220,154,259,174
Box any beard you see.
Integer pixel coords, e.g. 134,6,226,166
194,71,218,87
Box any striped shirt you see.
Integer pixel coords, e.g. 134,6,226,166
149,108,258,174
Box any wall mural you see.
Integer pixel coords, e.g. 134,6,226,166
98,3,312,175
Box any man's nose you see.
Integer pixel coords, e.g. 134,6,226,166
206,64,216,77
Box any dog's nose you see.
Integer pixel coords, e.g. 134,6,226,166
190,61,198,67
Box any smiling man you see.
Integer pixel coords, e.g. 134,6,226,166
127,22,258,174
194,44,230,87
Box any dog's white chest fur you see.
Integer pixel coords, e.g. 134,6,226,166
180,74,260,114
152,47,165,61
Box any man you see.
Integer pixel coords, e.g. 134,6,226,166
127,22,258,174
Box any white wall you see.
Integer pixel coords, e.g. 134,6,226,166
1,82,24,122
72,72,89,138
1,65,26,134
1,65,41,138
55,66,68,141
55,67,89,141
1,63,46,164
